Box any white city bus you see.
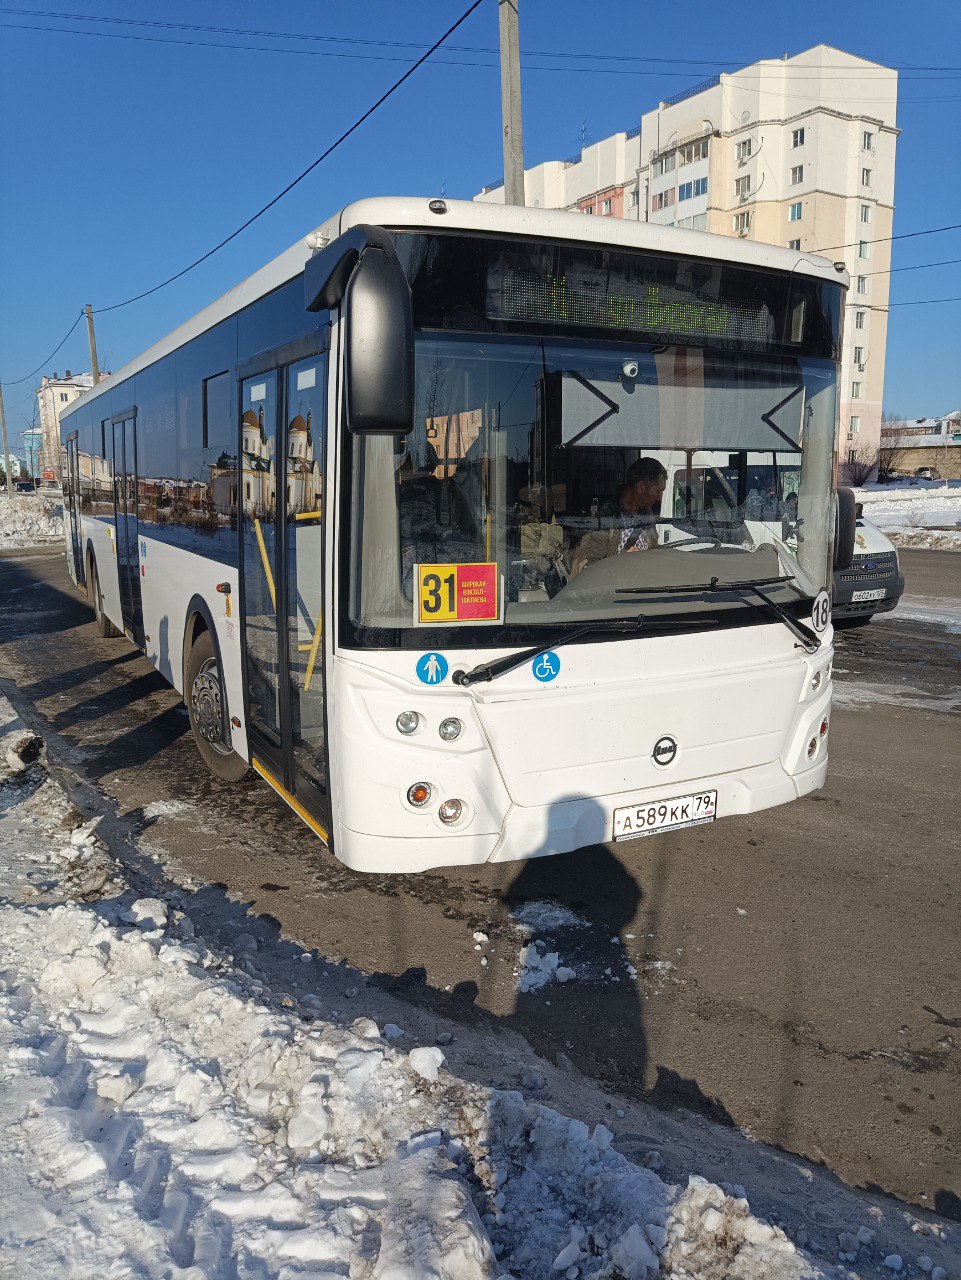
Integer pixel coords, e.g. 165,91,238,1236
60,197,854,873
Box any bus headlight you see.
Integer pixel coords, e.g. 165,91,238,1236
438,798,463,824
810,670,822,694
407,782,432,806
396,711,420,735
438,717,463,742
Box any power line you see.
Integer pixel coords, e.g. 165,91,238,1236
6,8,961,74
865,256,961,277
2,312,83,386
818,221,961,256
92,0,485,315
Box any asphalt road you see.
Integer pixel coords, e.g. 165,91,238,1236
1,543,959,1219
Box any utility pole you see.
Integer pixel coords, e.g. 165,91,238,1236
498,0,525,206
85,304,101,384
0,382,14,498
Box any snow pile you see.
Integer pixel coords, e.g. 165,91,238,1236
855,482,961,550
0,700,851,1279
0,491,64,546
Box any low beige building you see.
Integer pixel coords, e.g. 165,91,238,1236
475,44,898,467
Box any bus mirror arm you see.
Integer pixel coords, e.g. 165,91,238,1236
305,224,414,437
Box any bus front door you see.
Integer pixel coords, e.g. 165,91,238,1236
112,412,144,644
64,432,85,588
240,345,329,838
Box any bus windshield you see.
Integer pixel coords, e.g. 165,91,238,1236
346,333,837,645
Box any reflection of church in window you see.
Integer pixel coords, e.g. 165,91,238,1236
240,402,322,516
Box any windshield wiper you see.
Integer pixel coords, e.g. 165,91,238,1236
452,614,645,687
616,575,821,654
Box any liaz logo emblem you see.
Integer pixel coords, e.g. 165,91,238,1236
652,736,678,766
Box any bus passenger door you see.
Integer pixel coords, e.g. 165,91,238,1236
239,344,329,838
64,432,85,588
112,411,144,644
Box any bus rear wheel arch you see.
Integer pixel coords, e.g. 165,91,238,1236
184,626,249,783
86,550,121,639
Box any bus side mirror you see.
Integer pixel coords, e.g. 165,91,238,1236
834,486,857,571
305,224,414,436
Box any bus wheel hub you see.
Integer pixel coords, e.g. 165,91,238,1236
192,666,225,745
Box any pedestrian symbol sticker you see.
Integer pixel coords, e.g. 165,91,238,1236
532,651,560,682
416,652,448,685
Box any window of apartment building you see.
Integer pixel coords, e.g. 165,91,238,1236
789,202,802,222
861,167,872,186
678,181,694,201
791,164,804,184
792,127,805,148
651,189,675,212
678,138,709,165
601,198,612,215
581,206,594,214
630,189,639,206
736,138,752,162
735,175,751,198
734,211,751,233
855,310,866,330
853,346,864,366
857,276,867,293
677,214,708,231
788,238,801,250
652,152,676,177
862,130,874,151
59,392,69,403
861,203,872,224
852,381,862,400
858,240,870,259
693,177,708,197
850,416,861,436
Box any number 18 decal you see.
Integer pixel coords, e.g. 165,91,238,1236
415,563,501,625
811,590,831,633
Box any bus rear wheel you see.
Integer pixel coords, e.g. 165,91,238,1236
88,557,121,638
185,630,249,782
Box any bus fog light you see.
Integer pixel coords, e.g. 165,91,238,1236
807,737,819,760
407,782,432,807
396,711,420,735
810,670,822,693
820,717,829,737
438,717,463,742
438,799,463,824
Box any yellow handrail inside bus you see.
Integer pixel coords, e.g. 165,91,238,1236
253,517,276,611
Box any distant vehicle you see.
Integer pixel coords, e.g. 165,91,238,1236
914,466,942,481
833,508,903,626
14,480,36,493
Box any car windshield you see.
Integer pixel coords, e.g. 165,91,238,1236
346,335,837,647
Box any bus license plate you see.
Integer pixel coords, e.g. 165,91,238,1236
613,791,717,841
852,589,886,602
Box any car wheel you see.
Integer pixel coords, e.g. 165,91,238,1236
185,629,249,782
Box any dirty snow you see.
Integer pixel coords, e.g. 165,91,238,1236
855,482,961,550
0,491,65,546
0,697,958,1279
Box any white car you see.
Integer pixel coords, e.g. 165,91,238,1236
832,510,903,625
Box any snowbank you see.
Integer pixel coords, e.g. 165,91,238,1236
0,695,956,1279
0,491,65,547
855,482,961,550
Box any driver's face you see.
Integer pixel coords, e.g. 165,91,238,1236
638,475,667,509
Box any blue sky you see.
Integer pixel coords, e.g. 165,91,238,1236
2,0,960,447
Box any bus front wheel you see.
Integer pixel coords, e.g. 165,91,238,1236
185,630,249,783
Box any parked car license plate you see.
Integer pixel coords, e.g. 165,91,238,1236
612,790,717,841
852,589,886,602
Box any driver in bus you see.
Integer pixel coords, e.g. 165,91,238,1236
571,457,667,576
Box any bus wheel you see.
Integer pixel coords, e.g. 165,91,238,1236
88,557,120,638
185,630,249,782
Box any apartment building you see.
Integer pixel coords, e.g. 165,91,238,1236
475,45,899,462
37,370,95,479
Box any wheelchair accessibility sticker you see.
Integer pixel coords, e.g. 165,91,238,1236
532,651,560,682
416,652,448,685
